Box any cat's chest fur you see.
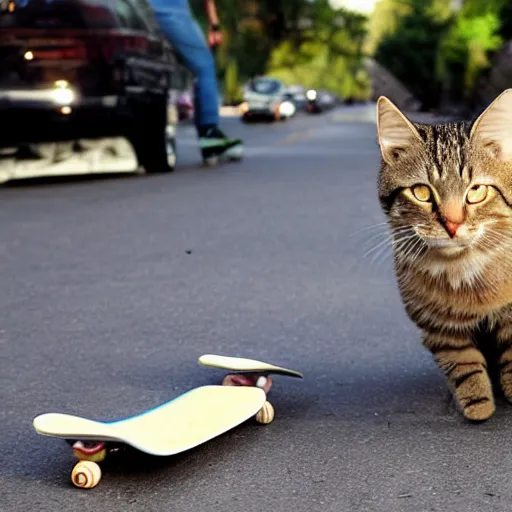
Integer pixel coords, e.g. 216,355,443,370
396,255,512,328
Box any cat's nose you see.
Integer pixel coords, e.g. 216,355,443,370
443,220,461,238
440,201,464,237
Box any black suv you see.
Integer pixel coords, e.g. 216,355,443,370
0,0,189,181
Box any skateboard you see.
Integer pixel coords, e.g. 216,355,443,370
32,354,302,489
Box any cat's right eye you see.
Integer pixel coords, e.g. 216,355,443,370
411,185,432,202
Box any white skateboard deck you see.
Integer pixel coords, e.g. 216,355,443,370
33,385,266,456
198,354,303,378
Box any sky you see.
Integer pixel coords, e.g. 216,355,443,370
328,0,378,14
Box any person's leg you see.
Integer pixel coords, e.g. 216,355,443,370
150,3,219,131
149,0,242,162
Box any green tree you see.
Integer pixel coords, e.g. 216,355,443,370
373,0,506,110
223,58,243,105
191,0,373,101
438,11,502,105
267,1,371,100
374,0,449,110
499,2,512,40
367,0,451,54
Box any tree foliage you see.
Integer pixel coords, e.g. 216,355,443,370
188,0,511,109
438,11,502,102
374,0,448,110
191,0,371,101
265,0,371,100
373,0,508,110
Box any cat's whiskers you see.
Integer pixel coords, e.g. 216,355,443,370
361,225,415,246
478,230,512,264
392,224,427,258
406,238,428,265
369,243,394,266
349,221,390,238
385,233,418,261
358,231,406,264
361,223,430,269
362,235,395,259
363,235,414,270
482,226,512,243
395,233,418,255
361,225,414,257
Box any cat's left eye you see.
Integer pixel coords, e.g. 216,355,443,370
466,185,489,204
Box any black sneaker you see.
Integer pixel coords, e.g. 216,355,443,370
199,126,243,161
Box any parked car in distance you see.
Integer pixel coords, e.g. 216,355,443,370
305,89,340,114
0,0,188,183
239,77,295,122
285,84,307,110
317,90,338,109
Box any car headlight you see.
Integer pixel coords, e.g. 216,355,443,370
52,81,75,105
279,101,295,117
306,89,317,101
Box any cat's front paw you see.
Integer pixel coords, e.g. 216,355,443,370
462,397,495,422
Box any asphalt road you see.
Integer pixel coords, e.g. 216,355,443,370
2,105,512,512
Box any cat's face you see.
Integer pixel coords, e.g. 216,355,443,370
376,91,512,265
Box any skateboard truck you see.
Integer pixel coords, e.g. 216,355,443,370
198,354,303,424
33,354,303,489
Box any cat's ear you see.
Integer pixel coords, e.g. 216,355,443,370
376,96,422,165
470,88,512,159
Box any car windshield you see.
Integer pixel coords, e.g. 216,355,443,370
249,78,280,95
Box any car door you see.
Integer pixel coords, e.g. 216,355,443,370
129,0,190,92
113,0,174,94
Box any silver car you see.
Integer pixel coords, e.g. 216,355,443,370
240,77,295,121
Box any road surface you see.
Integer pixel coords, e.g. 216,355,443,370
2,105,512,512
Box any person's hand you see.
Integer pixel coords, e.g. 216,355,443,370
207,25,223,48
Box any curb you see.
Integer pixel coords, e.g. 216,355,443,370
220,106,241,117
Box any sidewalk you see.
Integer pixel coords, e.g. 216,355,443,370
219,106,241,117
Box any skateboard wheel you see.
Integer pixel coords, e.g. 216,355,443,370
71,461,102,489
255,401,274,425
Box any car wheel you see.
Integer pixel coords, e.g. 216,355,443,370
131,94,176,174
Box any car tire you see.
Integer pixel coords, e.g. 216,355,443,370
131,94,177,174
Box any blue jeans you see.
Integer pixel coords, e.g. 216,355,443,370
148,0,220,130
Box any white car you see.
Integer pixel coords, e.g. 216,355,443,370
240,77,296,122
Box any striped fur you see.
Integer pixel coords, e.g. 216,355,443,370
376,90,512,421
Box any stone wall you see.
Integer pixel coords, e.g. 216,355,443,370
475,41,512,112
366,58,420,111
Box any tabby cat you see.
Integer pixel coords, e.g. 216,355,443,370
376,89,512,422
